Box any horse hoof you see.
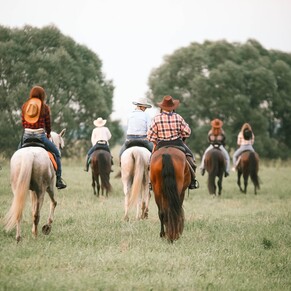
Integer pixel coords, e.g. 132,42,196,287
42,224,52,235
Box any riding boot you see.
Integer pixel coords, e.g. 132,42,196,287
56,176,67,189
186,154,199,189
84,156,89,172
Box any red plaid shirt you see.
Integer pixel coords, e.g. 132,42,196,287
22,103,51,135
147,111,191,144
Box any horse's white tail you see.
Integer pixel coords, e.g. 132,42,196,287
4,152,33,231
129,151,148,207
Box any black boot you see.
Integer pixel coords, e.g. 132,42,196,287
56,176,67,189
186,154,199,189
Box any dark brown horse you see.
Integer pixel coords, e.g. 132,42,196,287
150,147,191,242
204,147,226,196
237,151,260,194
90,149,112,197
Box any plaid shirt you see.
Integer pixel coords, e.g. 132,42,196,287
147,111,191,144
22,103,51,135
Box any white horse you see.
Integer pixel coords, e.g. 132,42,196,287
4,129,66,242
121,146,151,221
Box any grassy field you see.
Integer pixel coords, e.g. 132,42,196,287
0,151,290,291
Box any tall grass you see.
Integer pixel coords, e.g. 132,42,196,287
0,153,290,290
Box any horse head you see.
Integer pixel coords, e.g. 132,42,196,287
50,129,66,151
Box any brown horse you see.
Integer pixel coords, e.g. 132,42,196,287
237,151,260,194
204,147,225,196
150,147,191,242
90,149,112,197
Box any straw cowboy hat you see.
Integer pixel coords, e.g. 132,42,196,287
93,117,107,127
157,95,180,111
211,118,223,128
23,97,42,124
132,97,152,108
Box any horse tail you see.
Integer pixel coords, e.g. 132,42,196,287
98,152,112,192
162,153,184,241
4,152,33,231
249,152,260,190
129,150,148,207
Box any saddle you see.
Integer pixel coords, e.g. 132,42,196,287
21,137,57,171
211,143,222,150
93,141,111,153
124,139,152,152
22,137,45,149
156,140,185,153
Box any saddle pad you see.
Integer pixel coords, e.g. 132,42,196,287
48,152,57,171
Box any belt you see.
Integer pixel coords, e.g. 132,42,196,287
127,134,147,138
24,128,45,134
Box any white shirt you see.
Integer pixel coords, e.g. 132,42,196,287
91,126,112,146
127,109,152,135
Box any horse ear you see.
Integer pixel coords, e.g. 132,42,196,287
60,128,66,137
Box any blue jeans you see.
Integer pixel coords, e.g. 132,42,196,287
233,145,255,166
23,132,62,177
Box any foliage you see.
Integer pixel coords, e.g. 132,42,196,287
0,154,291,290
148,39,291,159
0,25,123,157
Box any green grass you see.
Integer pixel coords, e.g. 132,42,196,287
0,154,290,291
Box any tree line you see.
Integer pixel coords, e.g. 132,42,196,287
0,25,123,157
1,25,290,159
148,39,291,159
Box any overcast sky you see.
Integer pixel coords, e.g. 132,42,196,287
1,0,291,124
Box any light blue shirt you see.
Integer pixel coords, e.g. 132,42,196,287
127,109,152,136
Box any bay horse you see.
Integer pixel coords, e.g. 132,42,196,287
204,147,226,196
237,151,260,194
4,129,66,242
150,147,191,242
121,146,151,221
90,149,112,197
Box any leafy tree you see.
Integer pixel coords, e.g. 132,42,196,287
148,39,291,159
0,25,123,157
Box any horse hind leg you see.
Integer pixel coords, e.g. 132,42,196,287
91,174,96,195
243,174,248,194
16,221,21,243
42,187,57,235
30,190,42,238
217,176,223,196
237,171,245,193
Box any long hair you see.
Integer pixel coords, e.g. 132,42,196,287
29,85,46,115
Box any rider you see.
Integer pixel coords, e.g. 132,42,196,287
232,122,255,170
200,118,230,177
84,117,112,172
21,85,67,189
119,97,153,163
147,95,198,190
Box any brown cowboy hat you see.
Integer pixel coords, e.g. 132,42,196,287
157,95,180,111
23,98,42,124
93,117,107,127
211,118,223,128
